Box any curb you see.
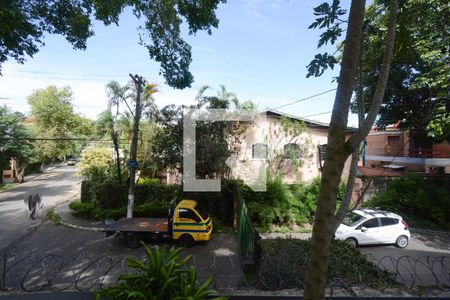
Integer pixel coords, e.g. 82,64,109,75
410,227,450,237
58,219,104,232
54,200,104,232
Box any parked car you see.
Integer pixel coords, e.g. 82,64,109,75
66,157,77,166
335,209,410,248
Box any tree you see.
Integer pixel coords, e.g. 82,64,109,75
0,0,225,88
303,1,398,299
27,85,94,162
151,85,252,179
0,106,35,183
77,147,114,183
266,116,313,179
357,0,449,139
96,110,122,182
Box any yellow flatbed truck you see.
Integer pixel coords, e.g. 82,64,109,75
103,199,212,248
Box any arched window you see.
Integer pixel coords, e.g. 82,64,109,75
284,143,301,159
252,143,268,159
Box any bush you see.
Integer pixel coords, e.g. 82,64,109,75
97,244,225,300
69,202,96,219
80,180,95,203
137,177,160,184
94,182,128,209
242,176,346,230
73,180,237,224
257,239,394,290
179,179,241,226
365,173,450,230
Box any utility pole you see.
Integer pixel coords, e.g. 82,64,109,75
127,74,145,218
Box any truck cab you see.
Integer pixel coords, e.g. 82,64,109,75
172,199,213,246
103,199,212,248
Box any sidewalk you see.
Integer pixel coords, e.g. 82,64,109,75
55,201,104,231
0,163,63,193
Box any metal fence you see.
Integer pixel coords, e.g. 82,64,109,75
235,188,259,262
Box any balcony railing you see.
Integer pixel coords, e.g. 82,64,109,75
408,148,450,158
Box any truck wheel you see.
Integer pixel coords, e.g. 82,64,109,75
127,234,141,249
179,234,194,248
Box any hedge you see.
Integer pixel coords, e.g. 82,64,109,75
77,180,238,224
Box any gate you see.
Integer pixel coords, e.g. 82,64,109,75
235,188,259,263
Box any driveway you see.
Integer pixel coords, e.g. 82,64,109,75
0,223,242,293
0,165,81,253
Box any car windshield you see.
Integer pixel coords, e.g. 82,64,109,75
342,212,366,227
195,204,209,220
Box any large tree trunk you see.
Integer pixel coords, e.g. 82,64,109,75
332,37,367,233
304,1,398,299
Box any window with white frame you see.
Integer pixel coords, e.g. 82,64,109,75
283,143,301,159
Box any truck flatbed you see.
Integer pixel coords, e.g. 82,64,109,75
104,218,169,233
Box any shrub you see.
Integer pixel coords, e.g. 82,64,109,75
94,182,128,209
80,180,95,203
365,173,450,230
69,202,96,219
97,244,225,300
257,239,394,290
77,147,115,183
137,177,160,184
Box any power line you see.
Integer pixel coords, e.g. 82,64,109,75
271,88,337,110
299,111,332,118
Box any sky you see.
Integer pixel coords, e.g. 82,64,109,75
0,0,358,126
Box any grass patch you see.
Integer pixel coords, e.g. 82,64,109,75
0,183,17,192
47,208,62,225
257,239,396,290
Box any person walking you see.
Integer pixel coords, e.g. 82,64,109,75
24,192,43,220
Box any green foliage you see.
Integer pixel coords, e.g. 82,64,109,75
243,177,308,229
46,208,62,225
137,178,160,184
258,239,395,290
0,1,225,88
0,106,36,182
306,0,346,78
27,86,94,162
365,173,450,230
359,0,449,137
0,183,17,192
77,147,115,183
73,180,236,223
69,202,96,219
267,116,313,178
243,177,345,230
80,180,94,203
426,105,450,141
98,244,225,300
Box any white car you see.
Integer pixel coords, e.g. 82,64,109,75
335,209,410,248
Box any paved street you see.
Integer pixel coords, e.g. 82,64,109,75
1,224,242,293
0,165,81,253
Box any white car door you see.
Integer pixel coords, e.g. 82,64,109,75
355,218,384,245
379,217,401,243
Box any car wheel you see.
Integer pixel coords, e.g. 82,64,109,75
345,237,358,248
395,235,409,248
179,234,194,248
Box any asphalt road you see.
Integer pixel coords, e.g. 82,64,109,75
0,165,81,253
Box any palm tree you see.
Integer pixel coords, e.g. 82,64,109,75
105,81,132,183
